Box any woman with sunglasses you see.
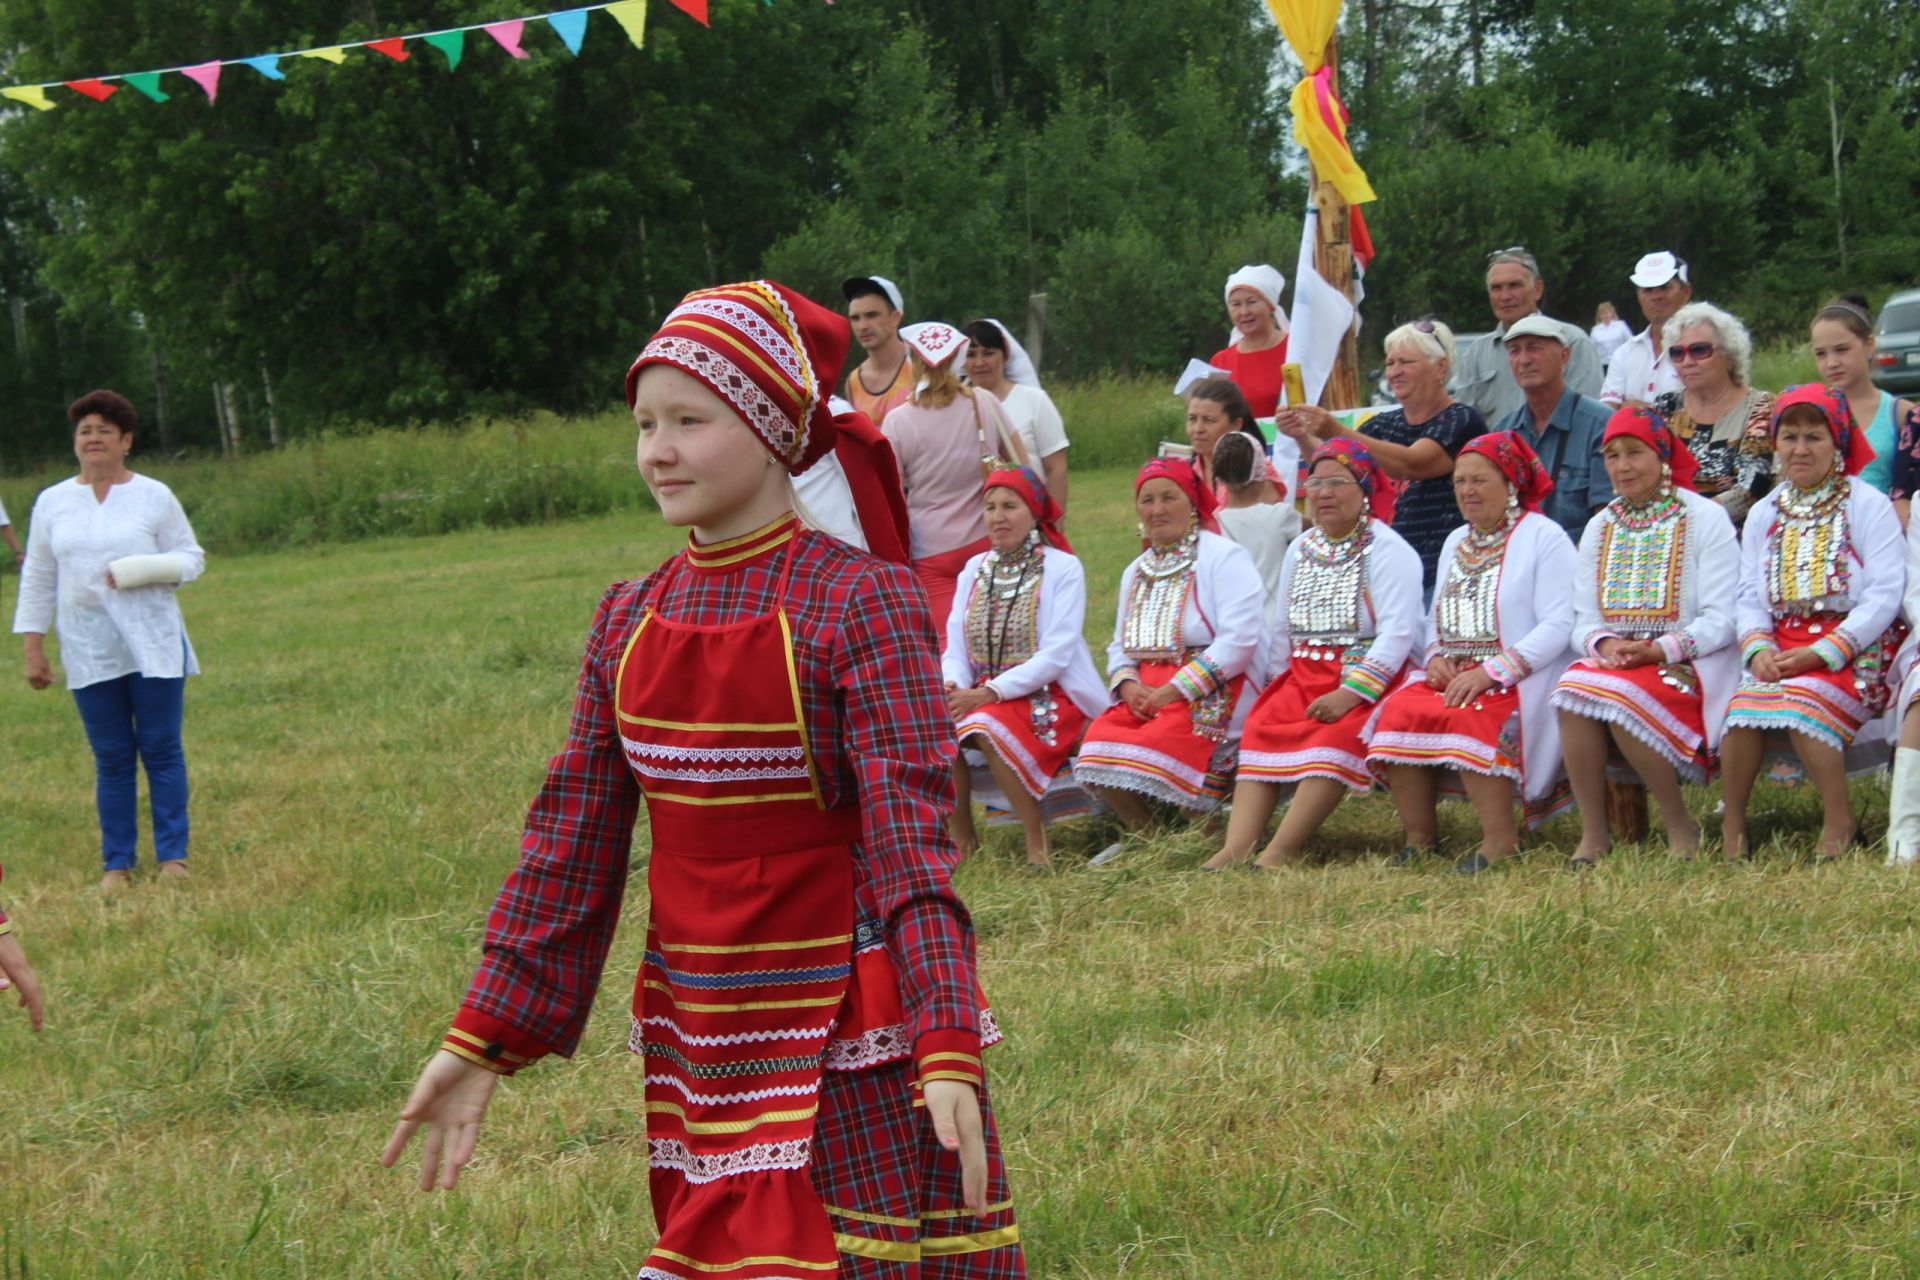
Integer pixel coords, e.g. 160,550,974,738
1720,385,1904,862
1651,302,1774,529
1551,408,1741,864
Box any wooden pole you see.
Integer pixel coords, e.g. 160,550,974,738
1310,35,1362,411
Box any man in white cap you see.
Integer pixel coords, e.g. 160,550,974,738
1452,246,1602,423
1599,251,1693,409
841,274,912,426
1491,313,1613,539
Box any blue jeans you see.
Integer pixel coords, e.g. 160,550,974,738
71,673,189,872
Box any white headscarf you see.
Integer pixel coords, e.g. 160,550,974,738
1224,264,1291,341
978,319,1041,388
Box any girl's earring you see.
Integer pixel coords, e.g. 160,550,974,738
1136,521,1147,540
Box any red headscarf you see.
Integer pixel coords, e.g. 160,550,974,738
984,465,1073,553
1135,456,1222,542
1309,439,1396,522
1771,383,1876,477
1458,431,1554,513
1602,406,1699,492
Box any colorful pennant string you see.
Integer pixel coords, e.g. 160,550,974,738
0,0,710,112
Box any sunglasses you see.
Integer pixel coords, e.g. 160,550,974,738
1667,342,1719,364
1486,245,1530,262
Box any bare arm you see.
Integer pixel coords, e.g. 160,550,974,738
1042,450,1069,513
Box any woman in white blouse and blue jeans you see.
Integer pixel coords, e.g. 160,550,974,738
14,391,206,891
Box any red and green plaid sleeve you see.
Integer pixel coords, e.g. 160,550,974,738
833,561,985,1076
443,583,645,1074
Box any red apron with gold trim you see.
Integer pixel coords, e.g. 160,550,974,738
619,546,905,1280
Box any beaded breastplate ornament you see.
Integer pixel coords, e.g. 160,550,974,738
1435,515,1512,659
1121,531,1200,661
1288,519,1374,663
1598,492,1687,634
963,539,1062,745
1767,474,1852,616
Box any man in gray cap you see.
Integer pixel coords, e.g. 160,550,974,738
1491,313,1613,539
1452,246,1603,423
1599,250,1693,409
842,274,912,425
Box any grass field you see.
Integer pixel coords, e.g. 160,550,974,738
7,461,1920,1279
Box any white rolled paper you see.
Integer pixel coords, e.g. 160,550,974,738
109,554,186,589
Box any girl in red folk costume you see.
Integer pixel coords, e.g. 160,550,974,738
1365,433,1579,874
381,281,1025,1280
941,467,1105,869
1072,458,1264,863
1720,384,1905,862
1551,408,1741,864
1204,441,1425,870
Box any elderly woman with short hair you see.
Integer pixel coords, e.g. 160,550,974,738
1279,319,1488,599
1652,301,1774,529
14,390,206,892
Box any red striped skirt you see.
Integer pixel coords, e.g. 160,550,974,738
1071,662,1244,811
956,684,1089,801
1366,677,1521,782
1237,651,1394,791
1551,658,1711,781
1723,616,1870,752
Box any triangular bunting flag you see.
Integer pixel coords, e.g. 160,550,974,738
606,1,649,48
547,10,590,55
484,21,530,59
65,79,117,102
2,85,56,111
301,48,350,65
242,55,286,80
182,61,222,102
423,31,466,70
669,0,710,26
368,38,410,63
124,72,170,102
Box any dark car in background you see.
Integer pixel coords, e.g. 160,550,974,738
1873,289,1920,395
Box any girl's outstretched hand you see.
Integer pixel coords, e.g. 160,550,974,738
0,934,43,1032
380,1050,500,1191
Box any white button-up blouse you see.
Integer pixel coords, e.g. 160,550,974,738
11,474,206,690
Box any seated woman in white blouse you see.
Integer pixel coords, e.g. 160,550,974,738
13,390,206,892
942,466,1106,868
1072,457,1264,864
1551,408,1741,864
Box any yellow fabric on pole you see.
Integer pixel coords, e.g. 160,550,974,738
606,0,649,48
1,85,55,111
1290,75,1376,204
301,47,350,64
1265,0,1338,73
1266,0,1376,205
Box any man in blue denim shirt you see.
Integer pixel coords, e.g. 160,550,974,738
1491,314,1614,541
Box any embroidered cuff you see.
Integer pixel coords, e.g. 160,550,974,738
1584,630,1622,662
1740,631,1777,668
1482,649,1531,689
1108,665,1141,695
1341,660,1393,703
1169,655,1224,703
1811,638,1851,672
1822,628,1861,669
910,1028,985,1104
444,1006,550,1077
1657,632,1699,664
